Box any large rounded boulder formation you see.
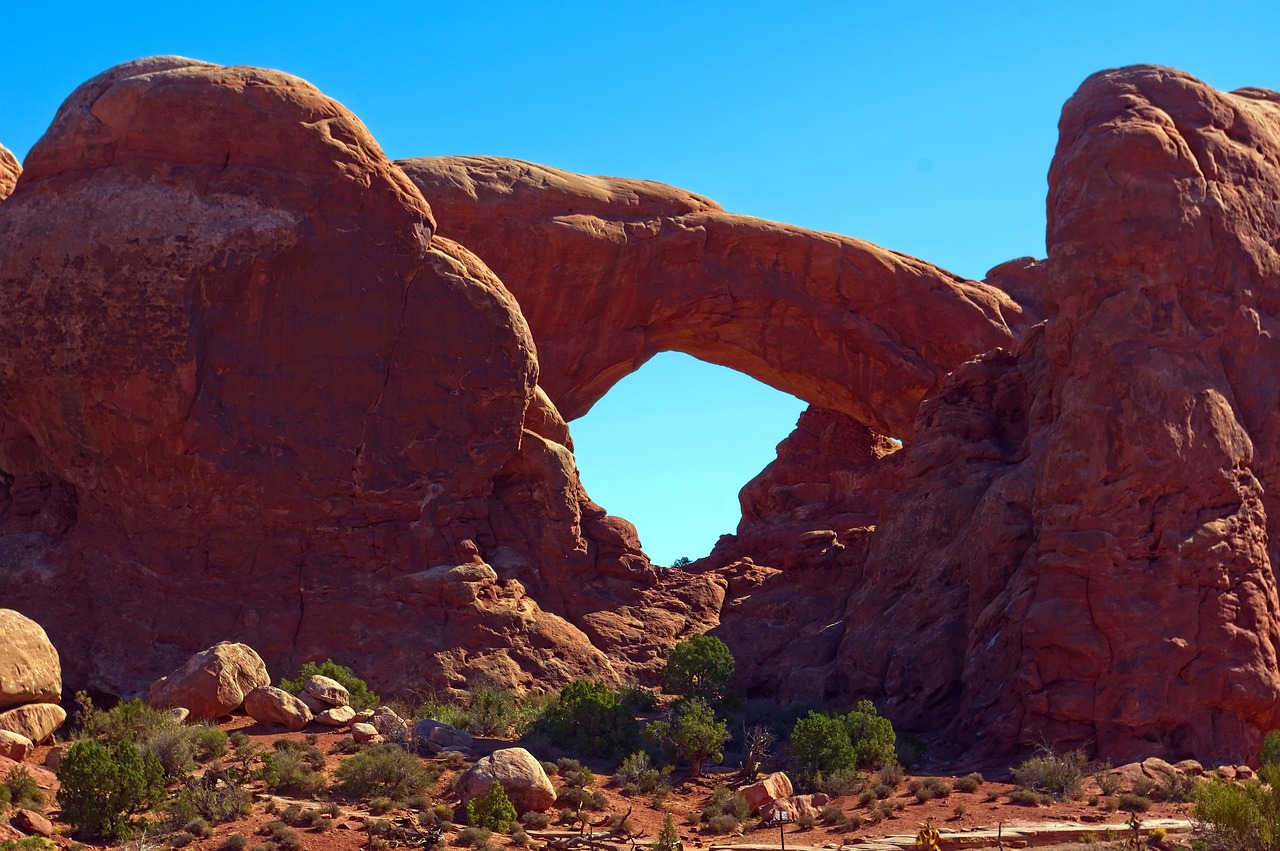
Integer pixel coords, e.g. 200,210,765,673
0,57,709,699
0,145,18,201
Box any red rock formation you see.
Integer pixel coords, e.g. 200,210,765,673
398,156,1027,438
0,145,17,201
0,57,715,699
720,66,1280,766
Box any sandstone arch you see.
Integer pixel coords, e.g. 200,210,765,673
398,156,1028,437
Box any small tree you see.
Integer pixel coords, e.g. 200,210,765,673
58,739,164,840
530,680,640,760
653,813,681,851
662,634,735,704
791,711,856,777
467,780,518,831
843,700,897,770
647,698,729,777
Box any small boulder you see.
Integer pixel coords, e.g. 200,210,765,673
13,808,54,837
351,722,383,744
303,674,350,707
370,706,410,742
457,747,555,814
244,686,313,732
740,772,794,814
298,690,326,713
761,793,831,822
0,729,32,761
0,609,62,709
169,707,190,724
43,745,62,771
351,709,375,724
0,703,66,743
1173,759,1204,776
316,705,357,727
148,642,270,720
413,718,475,754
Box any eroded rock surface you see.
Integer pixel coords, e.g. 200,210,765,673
399,156,1027,437
0,609,60,708
0,145,18,201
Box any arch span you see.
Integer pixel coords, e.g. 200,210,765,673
399,156,1028,437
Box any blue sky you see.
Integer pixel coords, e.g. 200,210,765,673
3,2,1277,564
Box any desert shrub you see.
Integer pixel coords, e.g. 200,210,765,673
816,768,864,797
954,772,984,793
620,685,659,713
662,634,735,704
170,832,197,848
896,732,927,768
457,826,493,848
167,773,253,824
143,725,197,778
1119,794,1152,812
555,785,607,810
705,813,741,834
1131,775,1157,797
3,767,45,811
466,685,522,736
184,817,213,838
279,659,379,710
879,762,905,788
1010,748,1087,800
0,785,9,808
0,839,56,851
520,811,552,829
562,764,596,788
653,814,681,851
791,701,897,782
529,680,640,760
335,743,433,802
909,777,952,802
1262,731,1280,769
703,785,751,822
512,826,531,846
221,834,249,851
1008,788,1050,806
556,757,583,775
73,692,178,745
1097,772,1122,795
260,821,302,851
1159,771,1198,803
614,750,663,795
820,803,846,823
195,725,229,761
57,738,165,840
647,697,729,776
259,748,327,797
369,796,394,815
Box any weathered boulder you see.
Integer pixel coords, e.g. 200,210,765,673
0,728,31,761
12,809,54,838
457,747,555,814
413,718,475,754
0,144,18,201
0,703,65,743
244,686,313,731
315,704,356,727
302,675,349,708
0,609,61,708
761,793,831,822
351,722,382,744
369,706,411,742
400,156,1026,438
740,771,794,814
147,642,270,721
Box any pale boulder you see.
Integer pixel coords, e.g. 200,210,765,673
303,674,350,707
740,772,794,814
370,706,410,742
244,686,312,732
413,718,474,754
351,722,382,743
148,642,270,720
0,609,61,709
0,703,65,743
457,747,555,814
316,705,357,727
0,729,32,761
761,793,831,822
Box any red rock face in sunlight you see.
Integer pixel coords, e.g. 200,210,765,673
0,145,18,200
710,67,1280,766
0,58,715,700
398,156,1027,438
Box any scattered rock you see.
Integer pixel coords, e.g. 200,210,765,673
0,703,65,743
413,718,475,754
761,793,831,822
351,722,382,744
12,808,53,837
244,686,313,732
369,706,410,742
315,705,356,727
302,675,350,708
148,642,270,721
457,747,556,814
740,772,794,814
0,609,61,709
43,745,62,771
169,707,190,724
0,729,32,761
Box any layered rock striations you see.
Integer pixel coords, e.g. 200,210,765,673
398,156,1027,438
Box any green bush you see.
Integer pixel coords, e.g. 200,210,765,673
0,839,56,850
662,634,735,704
1196,768,1280,851
457,826,493,848
3,767,45,811
954,772,984,793
57,738,164,840
335,743,434,802
843,700,897,770
790,701,896,782
528,680,640,761
615,751,663,795
1010,748,1087,800
467,780,518,831
909,777,952,802
259,748,327,797
73,692,179,744
647,698,729,776
279,659,379,711
1261,731,1280,769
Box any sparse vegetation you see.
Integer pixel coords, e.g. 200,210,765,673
3,767,46,811
334,742,434,801
1010,747,1088,800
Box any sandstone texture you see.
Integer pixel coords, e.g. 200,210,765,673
0,609,60,708
0,703,65,743
302,675,349,707
148,642,270,721
0,145,17,201
740,771,793,813
0,728,31,761
398,156,1026,437
244,685,313,731
0,57,718,702
457,747,556,814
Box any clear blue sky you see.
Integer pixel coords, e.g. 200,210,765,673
3,2,1277,565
